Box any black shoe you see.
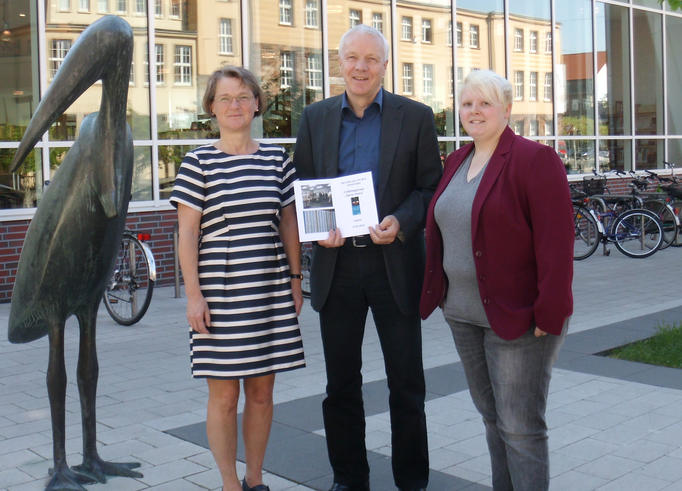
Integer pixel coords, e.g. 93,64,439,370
328,482,370,491
399,488,426,491
242,478,270,491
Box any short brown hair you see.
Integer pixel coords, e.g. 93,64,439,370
202,66,266,117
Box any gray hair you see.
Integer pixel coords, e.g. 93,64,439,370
458,69,513,107
339,24,390,63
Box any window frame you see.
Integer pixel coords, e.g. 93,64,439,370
402,63,413,94
174,45,192,86
469,25,479,49
219,18,233,55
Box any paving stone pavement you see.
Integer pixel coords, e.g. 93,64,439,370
1,245,682,490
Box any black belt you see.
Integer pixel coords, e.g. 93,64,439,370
346,234,373,248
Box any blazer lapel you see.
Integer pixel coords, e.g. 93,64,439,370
471,126,515,236
321,96,342,177
376,90,402,206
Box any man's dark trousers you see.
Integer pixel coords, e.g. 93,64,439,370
319,243,428,489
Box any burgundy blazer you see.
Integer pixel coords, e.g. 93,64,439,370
419,126,574,340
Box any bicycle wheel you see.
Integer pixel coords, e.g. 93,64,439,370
103,234,155,325
642,200,678,249
573,205,600,260
300,244,312,298
611,209,663,258
670,200,682,247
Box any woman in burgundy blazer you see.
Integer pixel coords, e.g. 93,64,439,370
419,70,573,490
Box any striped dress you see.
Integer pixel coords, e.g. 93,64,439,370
169,144,305,379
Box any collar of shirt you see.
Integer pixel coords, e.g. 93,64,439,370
341,88,383,116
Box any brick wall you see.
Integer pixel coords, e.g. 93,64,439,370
0,210,179,303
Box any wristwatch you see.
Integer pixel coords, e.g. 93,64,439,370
290,273,303,280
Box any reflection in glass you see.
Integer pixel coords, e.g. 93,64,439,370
556,0,593,140
251,0,323,138
456,0,503,137
633,10,662,136
45,5,151,141
598,140,631,172
596,3,631,136
508,0,552,139
667,16,682,135
159,144,192,200
156,1,208,140
0,148,41,209
563,139,595,174
395,0,452,136
0,1,37,143
667,140,682,167
636,139,663,171
132,146,152,201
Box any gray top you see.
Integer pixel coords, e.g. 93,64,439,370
434,152,490,327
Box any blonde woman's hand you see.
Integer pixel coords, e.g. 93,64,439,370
534,327,547,337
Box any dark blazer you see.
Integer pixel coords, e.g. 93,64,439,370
419,126,573,339
294,89,442,315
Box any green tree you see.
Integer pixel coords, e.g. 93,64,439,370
661,0,682,9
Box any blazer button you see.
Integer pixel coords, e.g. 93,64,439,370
479,275,486,281
426,290,431,294
474,250,482,257
483,298,490,305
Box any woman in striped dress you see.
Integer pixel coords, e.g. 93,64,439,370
170,66,305,491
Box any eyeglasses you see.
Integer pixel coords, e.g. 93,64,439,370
215,94,254,106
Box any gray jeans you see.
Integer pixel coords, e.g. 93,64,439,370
446,319,567,491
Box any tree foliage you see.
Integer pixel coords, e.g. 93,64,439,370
661,0,682,10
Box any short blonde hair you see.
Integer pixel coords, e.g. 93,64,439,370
458,69,512,107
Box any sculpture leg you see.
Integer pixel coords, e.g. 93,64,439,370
71,304,143,483
45,322,95,491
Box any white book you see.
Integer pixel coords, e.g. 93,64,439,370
293,171,380,242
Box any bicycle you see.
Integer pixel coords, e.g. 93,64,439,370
571,186,601,260
102,230,156,325
570,179,664,259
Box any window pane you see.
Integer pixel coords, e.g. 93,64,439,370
667,16,682,135
0,0,38,144
564,139,596,174
633,10,663,136
397,0,452,136
328,0,391,97
156,1,241,140
508,0,552,139
456,0,504,136
250,0,323,138
667,139,682,166
599,140,631,172
45,5,151,142
158,145,193,200
596,3,631,136
556,0,594,142
636,139,662,171
0,149,42,209
132,146,152,200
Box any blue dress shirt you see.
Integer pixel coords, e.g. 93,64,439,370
338,89,383,192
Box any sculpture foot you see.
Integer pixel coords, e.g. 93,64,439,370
72,455,142,483
46,464,96,491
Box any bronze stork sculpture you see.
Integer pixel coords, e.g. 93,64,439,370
8,16,142,490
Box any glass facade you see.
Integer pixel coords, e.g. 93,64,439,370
2,1,682,215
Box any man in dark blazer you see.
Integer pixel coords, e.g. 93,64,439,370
293,24,442,491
